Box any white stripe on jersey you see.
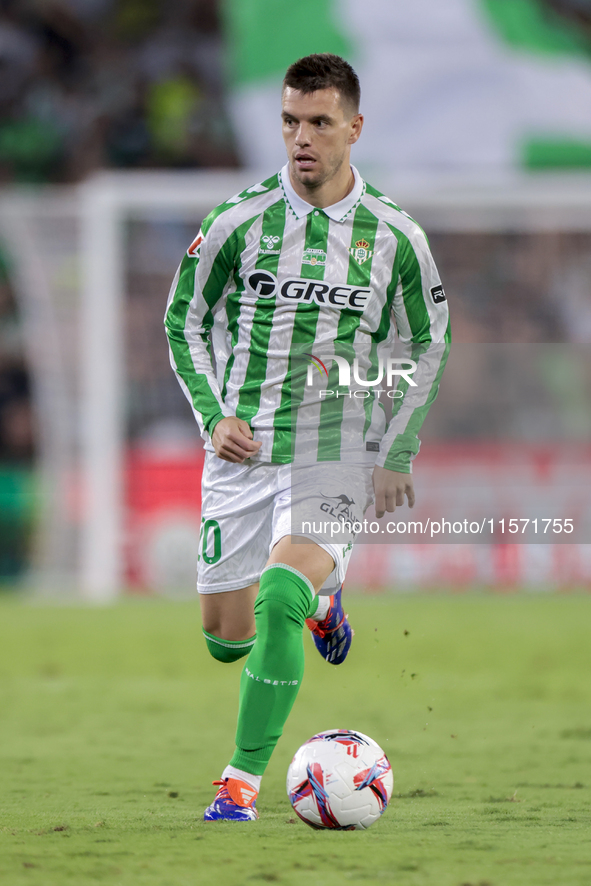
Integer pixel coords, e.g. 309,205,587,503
391,276,413,342
197,186,283,287
380,343,446,442
222,215,264,414
363,216,399,335
362,193,448,342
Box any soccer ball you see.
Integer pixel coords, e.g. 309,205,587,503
286,729,393,830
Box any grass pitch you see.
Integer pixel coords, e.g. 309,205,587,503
1,592,591,886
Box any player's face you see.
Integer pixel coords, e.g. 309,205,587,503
281,87,363,192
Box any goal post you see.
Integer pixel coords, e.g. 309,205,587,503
79,171,255,601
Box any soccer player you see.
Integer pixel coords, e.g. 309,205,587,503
165,53,450,821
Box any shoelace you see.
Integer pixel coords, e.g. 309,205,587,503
306,611,346,639
211,779,257,808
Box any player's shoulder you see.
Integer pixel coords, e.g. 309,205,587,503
362,181,425,240
201,172,284,237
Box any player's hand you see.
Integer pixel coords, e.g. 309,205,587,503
372,466,415,518
212,416,262,463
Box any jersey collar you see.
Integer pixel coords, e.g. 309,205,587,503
280,163,364,223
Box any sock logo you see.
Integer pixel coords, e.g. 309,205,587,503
245,666,298,686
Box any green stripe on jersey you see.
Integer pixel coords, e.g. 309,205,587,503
236,200,287,425
317,205,380,460
218,216,260,399
385,225,433,343
383,341,451,471
344,205,380,445
201,173,280,234
165,237,237,431
272,210,328,462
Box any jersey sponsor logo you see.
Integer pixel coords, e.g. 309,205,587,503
245,271,372,311
259,234,282,255
302,247,326,267
348,238,373,266
187,229,204,256
281,278,371,310
430,284,446,304
246,270,277,298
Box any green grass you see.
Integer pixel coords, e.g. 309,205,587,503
1,594,591,886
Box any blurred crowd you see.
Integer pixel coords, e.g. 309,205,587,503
0,255,33,578
0,255,32,461
0,0,239,184
545,0,591,31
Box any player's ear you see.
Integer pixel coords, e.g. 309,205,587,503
348,114,364,145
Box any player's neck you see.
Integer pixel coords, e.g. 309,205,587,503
289,164,355,210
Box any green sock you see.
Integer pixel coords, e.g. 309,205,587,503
229,564,315,775
202,628,256,663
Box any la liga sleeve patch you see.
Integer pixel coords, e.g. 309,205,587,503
187,229,205,257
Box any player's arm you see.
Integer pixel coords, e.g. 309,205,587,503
373,223,451,513
165,221,262,463
164,221,235,444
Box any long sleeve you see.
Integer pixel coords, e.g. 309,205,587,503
376,223,451,472
164,224,235,440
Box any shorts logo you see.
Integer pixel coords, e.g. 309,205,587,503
348,238,373,266
430,284,446,304
302,247,326,267
259,234,282,255
320,493,357,522
245,271,371,311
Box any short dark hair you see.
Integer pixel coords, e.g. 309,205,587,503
283,53,360,114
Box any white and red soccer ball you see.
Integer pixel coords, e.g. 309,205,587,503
286,729,393,830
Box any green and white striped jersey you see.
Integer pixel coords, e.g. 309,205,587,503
165,165,451,472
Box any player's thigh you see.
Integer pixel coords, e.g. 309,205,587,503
198,455,274,592
271,462,374,594
267,536,334,592
200,583,259,640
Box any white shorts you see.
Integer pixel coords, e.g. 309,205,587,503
197,453,374,595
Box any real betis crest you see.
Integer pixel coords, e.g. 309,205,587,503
349,238,373,266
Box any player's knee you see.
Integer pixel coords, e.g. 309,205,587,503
254,565,312,636
202,627,255,663
257,564,313,611
254,595,292,635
